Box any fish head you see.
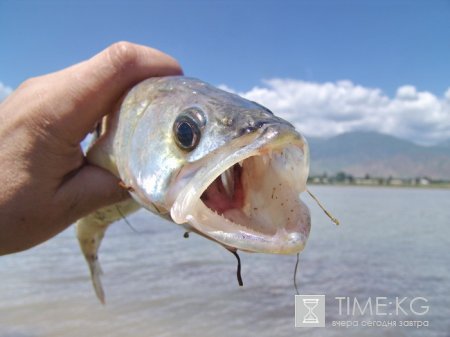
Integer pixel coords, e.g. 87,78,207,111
115,76,310,254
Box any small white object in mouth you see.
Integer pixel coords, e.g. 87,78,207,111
220,166,235,198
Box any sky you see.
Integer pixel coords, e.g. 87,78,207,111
1,0,449,145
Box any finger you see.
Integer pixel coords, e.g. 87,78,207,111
45,41,183,142
54,164,131,225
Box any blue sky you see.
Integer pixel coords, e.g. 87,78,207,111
1,0,449,144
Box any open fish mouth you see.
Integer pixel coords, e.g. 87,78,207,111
170,125,311,254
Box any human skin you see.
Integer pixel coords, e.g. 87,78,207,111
0,42,183,255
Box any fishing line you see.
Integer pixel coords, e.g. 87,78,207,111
307,188,340,226
294,253,300,295
230,250,244,286
115,205,139,233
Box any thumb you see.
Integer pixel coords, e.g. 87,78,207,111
55,164,130,225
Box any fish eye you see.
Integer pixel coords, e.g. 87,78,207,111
173,111,203,151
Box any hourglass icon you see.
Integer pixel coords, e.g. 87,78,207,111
302,298,319,324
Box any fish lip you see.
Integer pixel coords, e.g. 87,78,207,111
170,124,310,254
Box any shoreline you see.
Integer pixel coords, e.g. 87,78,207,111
307,182,450,189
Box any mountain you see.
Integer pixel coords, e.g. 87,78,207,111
307,131,450,180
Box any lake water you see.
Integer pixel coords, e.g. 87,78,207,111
1,186,449,337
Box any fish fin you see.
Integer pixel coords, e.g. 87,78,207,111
85,110,125,177
76,198,141,304
89,257,106,304
76,213,109,304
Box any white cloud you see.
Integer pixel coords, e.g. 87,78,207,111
0,82,13,102
224,79,450,145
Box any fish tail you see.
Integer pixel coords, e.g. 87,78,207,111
75,200,141,303
76,214,110,304
88,256,106,304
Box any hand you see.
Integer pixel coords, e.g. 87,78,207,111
0,42,183,254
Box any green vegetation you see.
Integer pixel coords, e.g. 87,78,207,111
308,132,450,182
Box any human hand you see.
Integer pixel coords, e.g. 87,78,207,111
0,42,183,254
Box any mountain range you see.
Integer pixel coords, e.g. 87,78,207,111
307,132,450,180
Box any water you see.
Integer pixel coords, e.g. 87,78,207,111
1,186,449,337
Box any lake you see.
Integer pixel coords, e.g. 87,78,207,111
1,186,449,337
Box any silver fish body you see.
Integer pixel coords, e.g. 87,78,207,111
76,76,311,303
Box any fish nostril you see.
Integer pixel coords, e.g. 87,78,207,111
243,126,257,133
242,121,268,134
255,121,267,129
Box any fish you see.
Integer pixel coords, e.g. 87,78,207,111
76,76,311,303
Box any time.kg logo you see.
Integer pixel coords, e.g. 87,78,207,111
295,295,326,328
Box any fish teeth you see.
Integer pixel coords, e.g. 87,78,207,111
221,166,235,198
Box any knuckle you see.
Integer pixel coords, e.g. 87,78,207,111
16,80,57,137
105,41,139,73
19,76,42,91
16,77,50,115
18,76,52,110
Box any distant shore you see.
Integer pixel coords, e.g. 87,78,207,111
308,173,450,189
